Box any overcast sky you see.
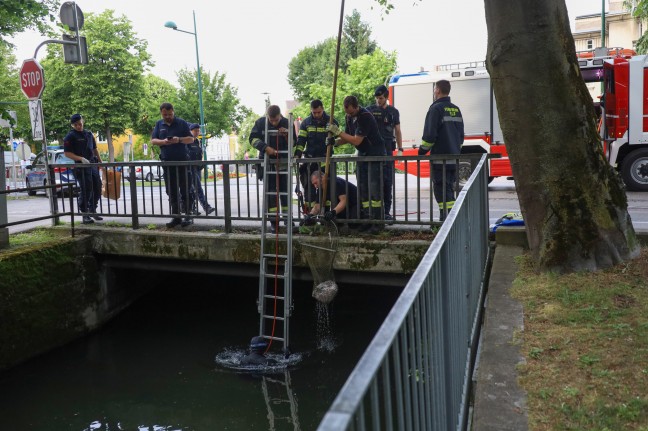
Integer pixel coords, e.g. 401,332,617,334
10,0,603,115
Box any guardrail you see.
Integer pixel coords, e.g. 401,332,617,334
3,154,489,233
317,155,490,431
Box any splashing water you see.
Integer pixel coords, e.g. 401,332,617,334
315,302,338,352
214,347,303,373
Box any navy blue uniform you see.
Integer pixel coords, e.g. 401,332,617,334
345,107,385,224
419,96,464,220
63,129,101,214
188,138,211,214
368,103,400,216
295,112,338,207
152,117,192,216
250,116,297,218
316,176,358,221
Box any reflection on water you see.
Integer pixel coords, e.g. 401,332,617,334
0,273,401,430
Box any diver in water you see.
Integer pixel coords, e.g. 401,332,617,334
241,336,278,366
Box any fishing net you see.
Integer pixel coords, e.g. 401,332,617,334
298,216,339,303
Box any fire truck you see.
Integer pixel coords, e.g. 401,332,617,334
389,48,648,190
602,54,648,191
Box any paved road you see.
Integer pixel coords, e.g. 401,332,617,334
3,174,647,234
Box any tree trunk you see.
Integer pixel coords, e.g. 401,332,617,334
484,0,639,272
104,124,114,162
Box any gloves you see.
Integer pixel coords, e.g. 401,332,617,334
397,149,403,156
80,157,90,164
324,209,337,221
326,123,341,137
294,149,303,158
302,214,316,226
325,136,336,147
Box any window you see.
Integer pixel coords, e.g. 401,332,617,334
587,39,593,49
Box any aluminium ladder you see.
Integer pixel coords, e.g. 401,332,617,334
257,113,295,355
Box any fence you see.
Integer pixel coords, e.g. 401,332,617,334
317,155,490,431
2,154,486,232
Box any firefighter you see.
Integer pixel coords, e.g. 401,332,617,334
308,170,358,225
327,95,385,234
368,85,403,222
294,99,338,209
250,105,297,233
240,336,277,366
418,79,464,222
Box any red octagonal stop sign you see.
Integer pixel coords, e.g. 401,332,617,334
20,58,45,100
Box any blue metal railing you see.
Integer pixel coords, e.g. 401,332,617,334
317,155,490,431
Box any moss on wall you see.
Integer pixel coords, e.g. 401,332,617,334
0,237,100,370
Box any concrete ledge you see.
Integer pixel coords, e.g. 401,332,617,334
472,244,528,431
89,228,431,275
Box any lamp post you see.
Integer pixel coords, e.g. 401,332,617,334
165,11,206,160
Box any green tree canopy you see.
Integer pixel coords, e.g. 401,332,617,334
627,0,648,53
0,42,27,147
41,9,152,161
287,9,379,103
174,68,250,137
0,0,59,45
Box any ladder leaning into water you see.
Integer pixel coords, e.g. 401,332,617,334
257,114,295,355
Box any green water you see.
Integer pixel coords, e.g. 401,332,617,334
0,273,401,430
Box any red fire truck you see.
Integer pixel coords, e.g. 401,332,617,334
389,48,647,190
602,54,648,191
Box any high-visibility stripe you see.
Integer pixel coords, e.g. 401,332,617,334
421,139,434,149
443,116,463,123
438,200,455,209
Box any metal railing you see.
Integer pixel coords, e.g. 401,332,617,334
317,155,490,431
23,154,485,231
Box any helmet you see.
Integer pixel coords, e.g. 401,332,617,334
250,336,268,352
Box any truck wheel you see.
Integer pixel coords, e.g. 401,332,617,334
26,178,37,196
620,148,648,191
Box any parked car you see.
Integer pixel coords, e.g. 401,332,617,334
25,149,78,197
126,161,163,182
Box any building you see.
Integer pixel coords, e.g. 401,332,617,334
573,0,645,53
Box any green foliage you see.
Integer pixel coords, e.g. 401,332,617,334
628,0,648,53
132,74,179,137
41,10,151,150
287,9,380,103
0,0,59,45
0,41,29,144
174,68,250,137
235,110,261,159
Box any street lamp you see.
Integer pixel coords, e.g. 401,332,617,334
164,11,206,160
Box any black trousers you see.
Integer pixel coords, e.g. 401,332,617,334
163,164,189,216
74,166,101,213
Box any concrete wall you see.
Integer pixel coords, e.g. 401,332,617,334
0,236,149,370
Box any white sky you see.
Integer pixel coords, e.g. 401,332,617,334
9,0,603,115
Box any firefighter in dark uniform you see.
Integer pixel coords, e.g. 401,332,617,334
63,113,103,225
294,99,338,209
308,170,359,227
188,123,214,215
368,85,403,221
418,79,464,222
250,105,297,233
327,95,385,234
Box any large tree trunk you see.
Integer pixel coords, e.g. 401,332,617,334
484,0,639,272
104,124,115,162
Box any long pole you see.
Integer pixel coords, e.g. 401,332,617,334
193,10,206,161
601,0,606,49
321,0,345,214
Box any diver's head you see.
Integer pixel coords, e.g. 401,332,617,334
249,336,268,353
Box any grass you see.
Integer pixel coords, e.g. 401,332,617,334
511,248,648,431
3,228,67,251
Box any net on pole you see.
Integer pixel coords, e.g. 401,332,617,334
298,217,339,303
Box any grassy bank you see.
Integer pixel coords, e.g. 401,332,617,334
512,248,648,430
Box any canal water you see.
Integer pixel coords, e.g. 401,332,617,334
0,272,402,430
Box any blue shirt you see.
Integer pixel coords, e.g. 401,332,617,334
152,117,191,161
63,129,96,161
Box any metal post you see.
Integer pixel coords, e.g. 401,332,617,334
193,11,206,162
0,150,9,248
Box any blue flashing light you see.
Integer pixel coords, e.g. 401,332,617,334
389,72,429,84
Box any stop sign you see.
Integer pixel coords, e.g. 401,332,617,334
20,58,45,100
